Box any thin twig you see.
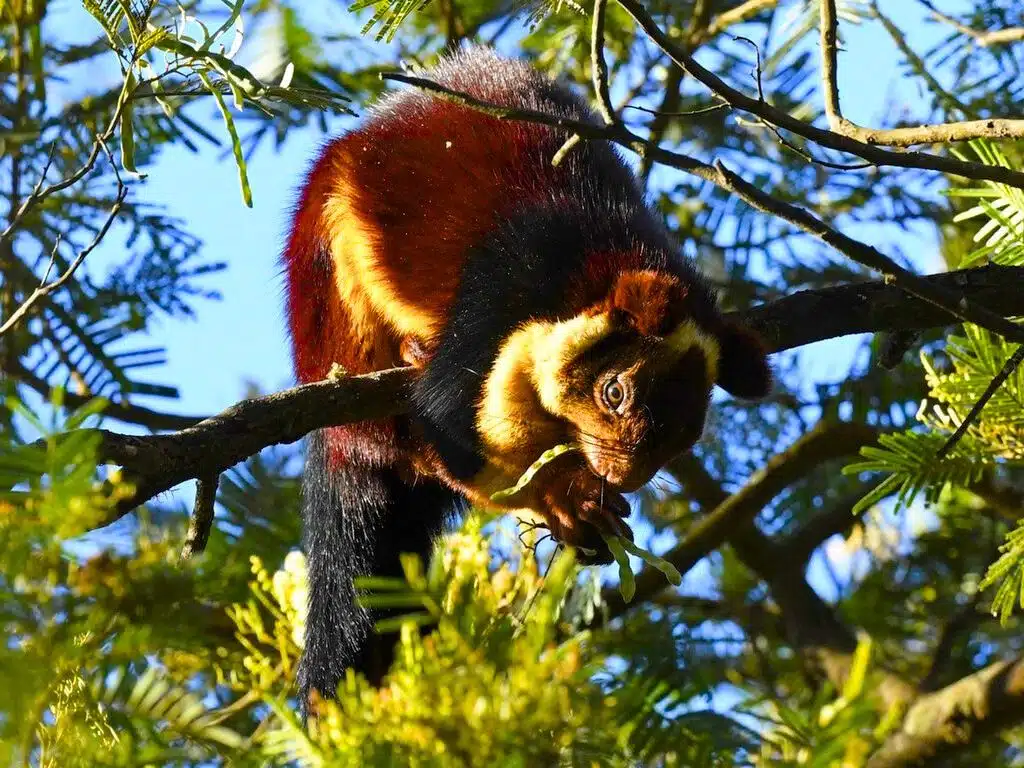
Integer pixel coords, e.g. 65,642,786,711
937,344,1024,458
0,75,136,249
733,35,765,101
916,0,1024,47
0,142,128,337
552,0,616,167
736,33,871,170
17,265,1023,537
590,0,615,126
706,0,779,39
623,100,729,117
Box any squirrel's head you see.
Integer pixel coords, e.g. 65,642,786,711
535,270,772,491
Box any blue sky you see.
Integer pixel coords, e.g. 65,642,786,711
53,2,969,598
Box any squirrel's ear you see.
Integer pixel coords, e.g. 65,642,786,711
608,270,688,335
715,320,772,399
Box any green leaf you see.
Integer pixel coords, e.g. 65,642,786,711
617,536,681,586
120,72,139,175
605,535,635,603
490,443,576,502
197,71,252,207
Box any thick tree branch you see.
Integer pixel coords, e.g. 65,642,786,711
867,657,1024,768
741,264,1024,351
89,369,410,526
32,266,1024,526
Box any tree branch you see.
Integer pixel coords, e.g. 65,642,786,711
616,0,1024,181
32,267,1024,528
0,143,128,337
916,0,1024,48
867,657,1024,767
600,420,881,618
706,0,779,39
818,0,1024,147
89,369,410,526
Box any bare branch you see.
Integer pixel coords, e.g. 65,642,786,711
819,0,846,129
916,0,1024,48
616,0,1024,177
706,0,780,39
590,0,615,126
938,344,1024,458
818,0,1024,146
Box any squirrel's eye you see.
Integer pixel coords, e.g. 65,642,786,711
603,379,625,409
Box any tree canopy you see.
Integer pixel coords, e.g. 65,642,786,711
2,0,1024,765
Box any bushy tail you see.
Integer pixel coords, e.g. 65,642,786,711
297,429,456,716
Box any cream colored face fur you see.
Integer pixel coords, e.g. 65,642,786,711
477,309,721,491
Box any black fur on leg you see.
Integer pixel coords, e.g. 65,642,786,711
297,429,459,719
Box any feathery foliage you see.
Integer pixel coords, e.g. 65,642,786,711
4,0,1024,765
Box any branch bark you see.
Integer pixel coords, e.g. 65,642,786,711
867,657,1024,767
90,369,410,525
34,266,1024,527
706,0,779,39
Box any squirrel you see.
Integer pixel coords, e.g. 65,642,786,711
281,46,771,715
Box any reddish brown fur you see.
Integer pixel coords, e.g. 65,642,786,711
609,270,690,335
284,90,618,468
282,145,405,466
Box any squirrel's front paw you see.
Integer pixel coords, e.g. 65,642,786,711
539,469,633,565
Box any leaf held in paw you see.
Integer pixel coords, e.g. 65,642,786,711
490,443,577,502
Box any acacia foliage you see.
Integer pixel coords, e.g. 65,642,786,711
2,0,1024,765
